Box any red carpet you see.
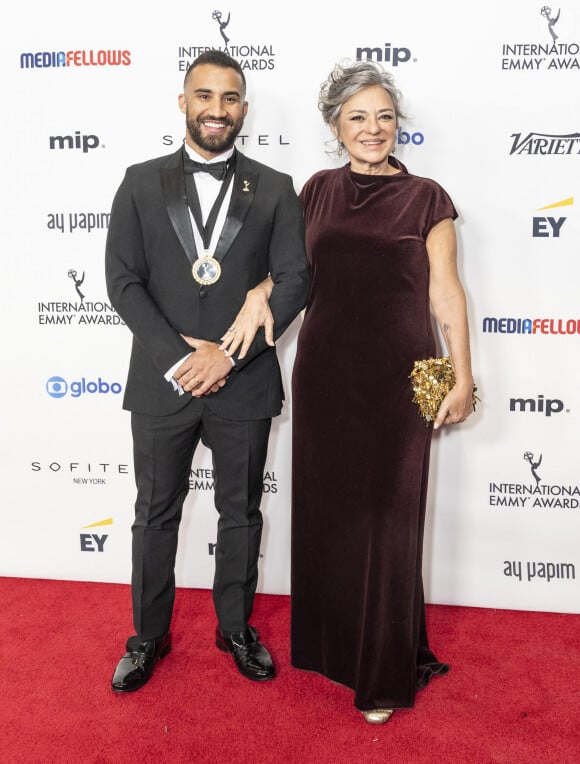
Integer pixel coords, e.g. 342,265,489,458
0,577,578,763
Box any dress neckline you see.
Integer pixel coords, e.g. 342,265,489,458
345,155,409,186
347,167,409,191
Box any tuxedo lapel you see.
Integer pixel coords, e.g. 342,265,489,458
214,154,258,263
160,159,198,266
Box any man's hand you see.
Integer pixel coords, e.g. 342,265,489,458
175,336,232,397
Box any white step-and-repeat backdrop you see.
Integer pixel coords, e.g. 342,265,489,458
2,1,579,613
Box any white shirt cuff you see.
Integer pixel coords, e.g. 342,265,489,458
164,353,192,396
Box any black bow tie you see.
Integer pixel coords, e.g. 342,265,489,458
184,157,229,181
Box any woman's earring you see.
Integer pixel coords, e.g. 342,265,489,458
337,141,344,158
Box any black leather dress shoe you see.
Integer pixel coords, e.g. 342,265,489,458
216,625,275,682
111,632,171,693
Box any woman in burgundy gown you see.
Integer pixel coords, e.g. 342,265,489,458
290,61,474,724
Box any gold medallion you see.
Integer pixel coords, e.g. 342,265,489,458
192,255,221,285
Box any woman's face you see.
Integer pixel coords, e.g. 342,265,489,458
333,85,398,174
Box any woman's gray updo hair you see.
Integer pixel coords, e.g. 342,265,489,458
318,59,406,127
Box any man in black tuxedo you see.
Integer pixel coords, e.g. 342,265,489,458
106,50,309,692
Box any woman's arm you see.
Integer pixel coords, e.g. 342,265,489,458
427,218,474,430
219,276,275,359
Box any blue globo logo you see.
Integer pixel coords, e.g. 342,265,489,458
45,376,122,398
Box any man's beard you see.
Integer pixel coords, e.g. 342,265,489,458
186,112,244,154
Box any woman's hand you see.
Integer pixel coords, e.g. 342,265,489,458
220,277,275,359
433,383,474,430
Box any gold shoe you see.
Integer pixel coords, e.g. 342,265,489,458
362,709,394,725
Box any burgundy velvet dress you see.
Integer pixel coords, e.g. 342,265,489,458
291,162,457,711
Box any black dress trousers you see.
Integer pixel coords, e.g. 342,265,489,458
131,400,271,640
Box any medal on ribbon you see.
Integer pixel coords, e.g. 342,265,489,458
192,255,222,285
183,149,236,287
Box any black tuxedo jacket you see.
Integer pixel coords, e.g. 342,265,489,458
105,148,309,420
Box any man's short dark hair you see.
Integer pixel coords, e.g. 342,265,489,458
184,50,246,96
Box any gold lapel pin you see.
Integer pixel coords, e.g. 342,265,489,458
243,180,250,193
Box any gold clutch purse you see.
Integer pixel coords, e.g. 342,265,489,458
410,357,479,423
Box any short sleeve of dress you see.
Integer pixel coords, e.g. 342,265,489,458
298,171,327,222
420,179,458,240
298,182,310,216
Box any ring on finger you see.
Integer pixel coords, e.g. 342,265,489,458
228,326,238,334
